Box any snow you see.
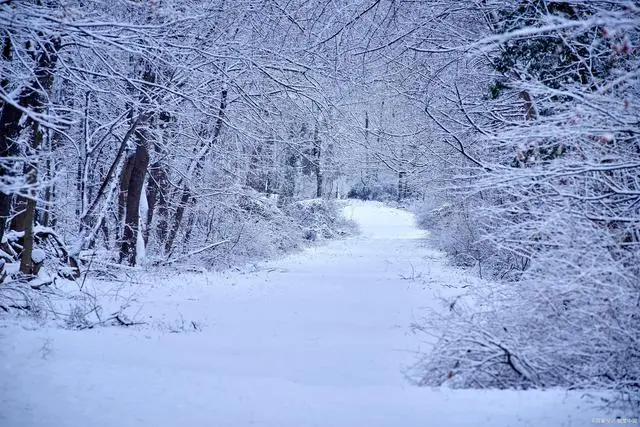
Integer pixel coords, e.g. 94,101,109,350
31,248,46,264
136,182,148,265
0,201,606,426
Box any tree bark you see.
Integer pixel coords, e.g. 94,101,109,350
0,34,13,247
0,35,60,274
119,131,149,266
117,153,136,241
164,188,191,256
145,159,169,246
144,116,171,247
18,198,37,275
519,91,537,120
278,150,297,208
397,171,407,202
313,124,323,198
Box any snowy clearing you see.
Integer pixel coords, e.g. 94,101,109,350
1,202,606,426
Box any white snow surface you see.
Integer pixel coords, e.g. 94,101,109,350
0,201,604,426
30,248,47,264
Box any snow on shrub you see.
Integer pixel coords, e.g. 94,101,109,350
412,193,640,410
154,191,357,269
285,198,358,242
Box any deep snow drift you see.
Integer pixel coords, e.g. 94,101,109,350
1,201,606,426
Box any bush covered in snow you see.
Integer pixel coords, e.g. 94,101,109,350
143,192,357,269
285,198,358,242
347,180,398,202
410,1,640,411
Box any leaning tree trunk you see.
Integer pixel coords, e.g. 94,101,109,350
164,188,190,256
79,113,141,243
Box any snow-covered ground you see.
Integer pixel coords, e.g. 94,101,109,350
1,201,605,426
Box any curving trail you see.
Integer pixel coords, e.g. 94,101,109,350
0,201,599,426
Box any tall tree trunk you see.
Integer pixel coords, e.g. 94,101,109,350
117,153,136,241
117,58,156,264
145,117,171,247
313,124,323,198
119,131,149,266
0,98,20,248
182,211,196,248
278,150,298,208
316,167,324,198
0,34,10,108
397,171,406,202
145,159,169,246
0,34,13,247
18,113,48,275
0,35,60,274
76,91,91,219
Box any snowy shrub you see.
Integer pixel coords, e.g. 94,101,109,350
166,191,302,268
412,216,640,409
410,0,640,411
65,304,91,329
414,194,524,280
347,180,397,202
286,198,358,242
415,197,481,267
151,191,356,269
0,281,39,314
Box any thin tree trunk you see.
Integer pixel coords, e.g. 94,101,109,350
397,171,406,202
164,88,227,255
41,127,55,227
18,198,37,275
313,124,323,198
80,114,141,228
519,91,537,120
144,117,171,247
278,150,297,208
18,117,47,275
145,158,169,246
164,188,190,256
77,91,91,219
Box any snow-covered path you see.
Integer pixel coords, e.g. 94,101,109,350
1,202,601,426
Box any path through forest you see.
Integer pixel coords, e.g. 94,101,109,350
1,202,602,426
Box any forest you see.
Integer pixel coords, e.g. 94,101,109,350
1,0,639,423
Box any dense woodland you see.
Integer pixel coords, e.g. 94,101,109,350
1,0,639,410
